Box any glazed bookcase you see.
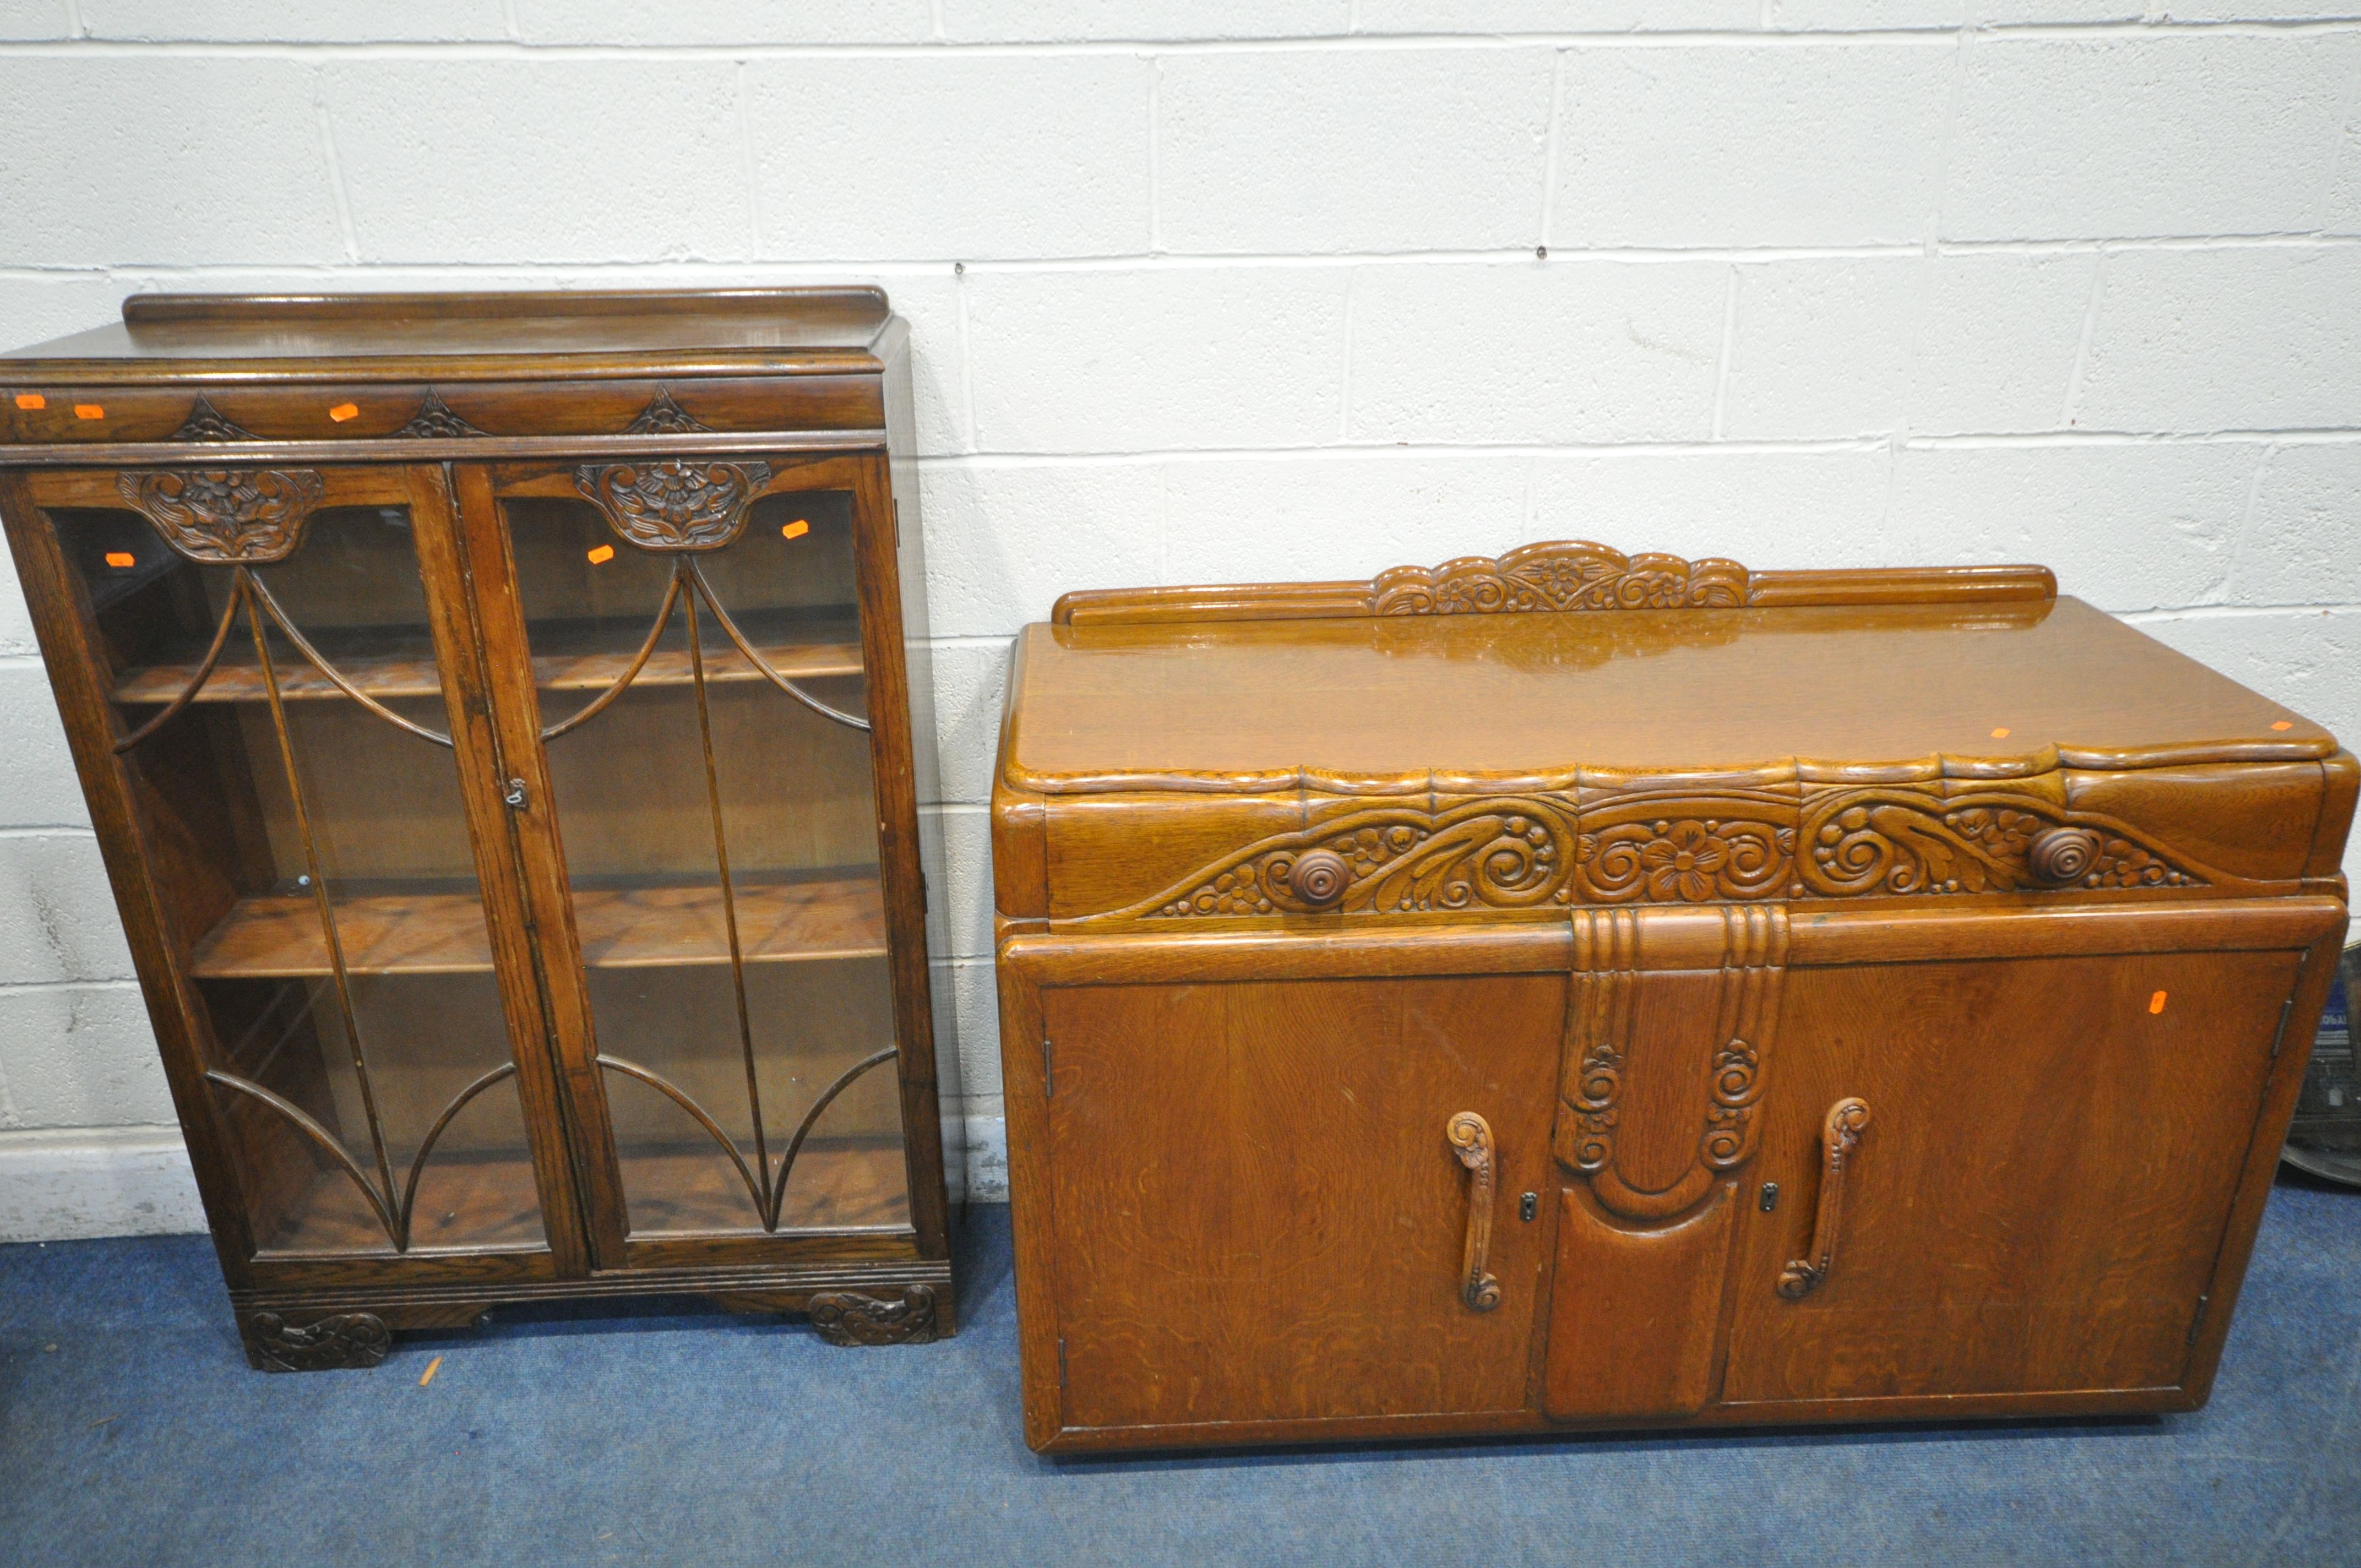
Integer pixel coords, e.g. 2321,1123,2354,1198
0,289,955,1366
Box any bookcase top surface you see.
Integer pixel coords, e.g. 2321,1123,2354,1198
0,287,896,380
1004,595,2336,792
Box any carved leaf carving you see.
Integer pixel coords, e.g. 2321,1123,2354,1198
117,468,327,564
242,1311,390,1372
808,1286,940,1346
572,459,773,552
1370,540,1750,617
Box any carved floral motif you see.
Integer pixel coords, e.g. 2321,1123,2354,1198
1576,816,1793,904
241,1310,390,1372
169,398,255,443
572,459,772,551
624,388,710,435
1370,541,1750,617
1127,786,2212,921
117,467,326,563
394,391,487,439
808,1286,940,1346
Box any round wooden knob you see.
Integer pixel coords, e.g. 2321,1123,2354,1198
2027,826,2102,886
1288,850,1350,908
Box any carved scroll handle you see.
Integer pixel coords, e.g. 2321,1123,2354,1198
1446,1110,1502,1313
1778,1097,1872,1300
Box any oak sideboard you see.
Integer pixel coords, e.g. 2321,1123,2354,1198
991,542,2352,1452
0,288,955,1366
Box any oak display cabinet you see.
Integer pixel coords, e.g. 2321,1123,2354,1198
0,289,955,1366
992,541,2354,1452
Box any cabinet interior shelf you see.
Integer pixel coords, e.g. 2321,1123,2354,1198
113,609,866,707
189,873,888,978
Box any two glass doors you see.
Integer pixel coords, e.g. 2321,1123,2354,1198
43,459,915,1268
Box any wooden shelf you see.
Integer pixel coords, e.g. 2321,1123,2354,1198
189,873,888,978
113,609,865,706
253,1140,910,1256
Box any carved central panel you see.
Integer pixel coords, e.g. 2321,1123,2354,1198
1371,541,1750,616
1555,905,1787,1224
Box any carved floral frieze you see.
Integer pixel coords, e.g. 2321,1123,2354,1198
1121,783,2216,921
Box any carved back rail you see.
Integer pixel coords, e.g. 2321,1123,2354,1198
1051,541,2056,627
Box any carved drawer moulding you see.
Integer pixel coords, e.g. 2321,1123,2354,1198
1100,782,2232,924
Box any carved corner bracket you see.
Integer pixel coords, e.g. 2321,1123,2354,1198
1370,540,1750,617
807,1285,940,1346
571,458,773,551
241,1310,391,1371
1555,906,1787,1224
116,467,327,564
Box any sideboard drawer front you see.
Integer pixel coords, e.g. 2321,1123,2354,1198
1024,765,2322,927
1031,974,1561,1435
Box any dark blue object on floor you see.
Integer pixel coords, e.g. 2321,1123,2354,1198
3,1182,2357,1567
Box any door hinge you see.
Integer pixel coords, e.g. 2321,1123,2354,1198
1043,1037,1054,1100
920,868,928,917
501,777,528,810
1057,1337,1068,1390
2188,1293,2211,1346
893,499,901,550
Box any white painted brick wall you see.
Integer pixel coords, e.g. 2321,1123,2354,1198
0,3,2355,1234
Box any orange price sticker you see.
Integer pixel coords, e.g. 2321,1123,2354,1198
329,402,359,423
14,393,44,410
2271,721,2293,731
781,520,809,541
2148,990,2168,1015
73,404,103,420
586,544,616,565
104,551,135,569
1989,727,2011,739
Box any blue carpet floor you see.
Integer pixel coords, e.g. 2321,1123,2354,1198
3,1180,2358,1567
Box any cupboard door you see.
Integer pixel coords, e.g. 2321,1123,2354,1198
29,466,560,1259
1722,933,2308,1405
1031,974,1559,1436
488,469,912,1245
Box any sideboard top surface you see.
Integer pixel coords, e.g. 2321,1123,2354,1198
1004,595,2335,791
0,287,898,384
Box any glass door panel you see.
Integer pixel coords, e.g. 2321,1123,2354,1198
52,487,543,1256
504,484,911,1239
